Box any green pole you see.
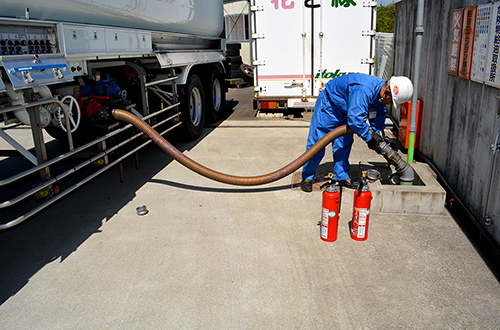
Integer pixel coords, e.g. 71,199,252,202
402,132,415,186
407,0,425,165
402,134,415,185
407,133,416,164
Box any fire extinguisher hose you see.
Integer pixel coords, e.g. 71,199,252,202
112,109,354,186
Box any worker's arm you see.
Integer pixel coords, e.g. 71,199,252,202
368,102,387,134
346,86,372,142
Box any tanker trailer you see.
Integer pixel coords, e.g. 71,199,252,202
0,0,228,229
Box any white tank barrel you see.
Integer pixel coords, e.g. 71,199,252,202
0,0,223,38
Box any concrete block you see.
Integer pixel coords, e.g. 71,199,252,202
371,162,446,214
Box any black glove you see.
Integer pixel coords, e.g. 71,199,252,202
367,131,382,151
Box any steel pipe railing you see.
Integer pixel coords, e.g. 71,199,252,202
0,105,180,229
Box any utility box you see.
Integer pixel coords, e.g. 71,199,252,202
398,99,422,149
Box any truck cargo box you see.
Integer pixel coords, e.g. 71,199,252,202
251,0,375,111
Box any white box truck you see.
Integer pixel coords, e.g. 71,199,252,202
0,0,228,228
251,0,376,112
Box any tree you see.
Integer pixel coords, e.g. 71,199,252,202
377,2,396,33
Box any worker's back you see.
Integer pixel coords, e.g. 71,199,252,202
324,73,385,115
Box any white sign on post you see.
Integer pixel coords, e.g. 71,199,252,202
471,3,493,83
485,2,500,88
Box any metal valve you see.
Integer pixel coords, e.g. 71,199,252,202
53,68,64,79
22,71,34,83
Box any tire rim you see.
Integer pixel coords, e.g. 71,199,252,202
190,86,202,126
212,78,222,112
244,66,253,75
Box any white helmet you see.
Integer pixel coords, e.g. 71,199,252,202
389,76,413,109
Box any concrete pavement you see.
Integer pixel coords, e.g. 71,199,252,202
1,87,499,329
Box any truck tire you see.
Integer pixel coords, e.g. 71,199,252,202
205,69,226,122
227,56,242,64
230,71,241,78
227,43,241,50
180,74,205,140
238,64,253,81
226,43,241,56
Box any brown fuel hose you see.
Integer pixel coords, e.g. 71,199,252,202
112,109,354,186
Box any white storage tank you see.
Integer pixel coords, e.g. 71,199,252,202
0,0,223,38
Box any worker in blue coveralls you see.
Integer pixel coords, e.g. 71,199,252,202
301,73,413,192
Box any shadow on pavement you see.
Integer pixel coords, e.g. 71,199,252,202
148,178,291,193
0,87,250,305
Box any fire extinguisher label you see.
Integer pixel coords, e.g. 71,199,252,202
321,208,329,239
353,207,369,239
321,226,328,238
322,208,329,226
358,208,368,225
358,226,365,238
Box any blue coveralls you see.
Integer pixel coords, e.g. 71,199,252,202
302,73,386,181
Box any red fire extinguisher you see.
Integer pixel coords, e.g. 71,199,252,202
351,174,373,241
321,182,341,242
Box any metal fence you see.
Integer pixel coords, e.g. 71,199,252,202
374,32,394,81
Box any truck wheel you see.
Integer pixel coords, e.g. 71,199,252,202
205,69,226,122
180,74,205,140
226,43,241,56
227,56,242,63
238,64,253,82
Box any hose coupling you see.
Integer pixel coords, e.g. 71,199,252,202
377,141,415,184
98,107,114,119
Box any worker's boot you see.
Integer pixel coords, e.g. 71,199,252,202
301,179,313,192
337,178,359,189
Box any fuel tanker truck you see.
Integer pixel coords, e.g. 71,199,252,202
0,0,228,228
0,1,414,230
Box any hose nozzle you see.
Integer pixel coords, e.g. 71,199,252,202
377,141,414,184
